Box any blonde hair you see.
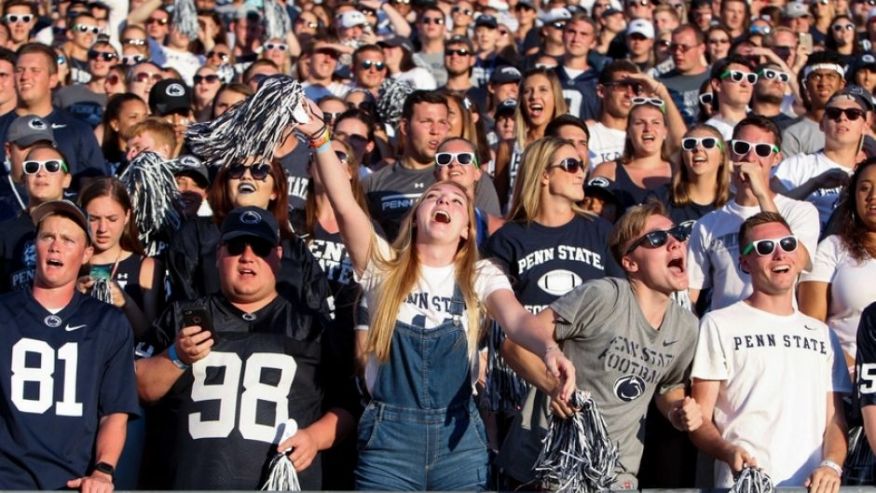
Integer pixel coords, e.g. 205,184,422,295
672,124,732,208
514,68,568,149
620,104,672,163
366,180,483,362
507,137,586,222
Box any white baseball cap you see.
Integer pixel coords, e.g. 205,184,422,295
627,18,654,39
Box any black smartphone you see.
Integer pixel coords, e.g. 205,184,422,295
180,304,216,341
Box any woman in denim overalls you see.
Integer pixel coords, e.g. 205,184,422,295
300,99,576,491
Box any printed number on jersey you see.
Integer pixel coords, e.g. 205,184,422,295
189,351,297,443
10,338,83,416
860,363,876,394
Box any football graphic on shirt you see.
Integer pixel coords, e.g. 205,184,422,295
536,269,583,297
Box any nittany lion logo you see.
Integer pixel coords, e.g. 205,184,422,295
22,241,36,268
166,83,185,97
178,155,201,167
613,375,645,402
240,210,262,224
588,176,611,189
27,118,47,130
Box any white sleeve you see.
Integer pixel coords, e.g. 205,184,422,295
827,328,853,394
105,0,129,45
800,235,841,283
687,220,710,290
474,258,513,301
785,200,821,264
691,313,731,381
772,155,805,189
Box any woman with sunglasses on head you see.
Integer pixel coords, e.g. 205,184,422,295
799,158,876,375
300,99,575,491
260,37,294,75
825,14,862,65
192,65,223,122
494,67,567,211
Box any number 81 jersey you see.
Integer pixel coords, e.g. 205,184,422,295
140,295,329,490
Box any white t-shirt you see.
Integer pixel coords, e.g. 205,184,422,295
356,237,512,393
149,40,204,86
704,116,736,141
773,152,852,227
586,121,626,169
692,301,851,487
687,195,820,311
393,67,438,90
801,234,876,357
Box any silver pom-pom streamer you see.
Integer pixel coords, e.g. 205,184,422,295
90,277,114,304
263,0,292,42
485,322,529,412
172,0,199,40
186,75,310,169
119,151,182,256
729,467,775,493
261,419,301,491
534,390,619,493
375,78,415,127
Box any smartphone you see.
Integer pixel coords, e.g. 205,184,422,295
799,32,813,55
180,304,216,341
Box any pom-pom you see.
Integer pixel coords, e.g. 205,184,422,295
730,467,775,493
172,0,199,40
90,277,113,304
119,151,182,256
375,78,415,127
485,323,529,412
262,0,292,41
261,419,301,491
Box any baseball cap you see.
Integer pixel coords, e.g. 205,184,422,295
601,7,623,17
475,14,498,29
853,52,876,73
782,2,810,19
584,176,618,204
495,98,517,119
149,79,192,116
516,0,535,8
826,85,875,112
7,115,56,147
338,10,368,28
220,206,281,246
539,8,571,24
173,154,210,187
627,19,654,39
490,66,522,85
446,35,474,51
31,200,93,244
378,36,414,52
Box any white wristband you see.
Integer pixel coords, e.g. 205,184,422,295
819,459,843,477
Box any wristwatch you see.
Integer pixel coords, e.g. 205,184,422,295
92,462,115,478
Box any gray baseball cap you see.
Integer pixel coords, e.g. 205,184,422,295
7,115,56,147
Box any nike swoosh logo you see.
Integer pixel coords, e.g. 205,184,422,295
804,325,818,331
65,324,86,332
663,340,678,347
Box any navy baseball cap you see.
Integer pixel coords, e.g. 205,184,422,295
220,206,280,246
31,200,93,244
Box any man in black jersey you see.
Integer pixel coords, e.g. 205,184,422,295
136,206,353,490
0,200,139,490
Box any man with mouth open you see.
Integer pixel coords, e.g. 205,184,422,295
689,211,850,489
497,200,702,490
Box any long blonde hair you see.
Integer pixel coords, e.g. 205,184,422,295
507,137,586,222
514,68,568,149
367,180,483,362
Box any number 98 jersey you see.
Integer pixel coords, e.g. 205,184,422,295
0,290,139,489
139,294,344,490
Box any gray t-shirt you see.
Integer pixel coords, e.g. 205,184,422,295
660,69,710,127
781,116,823,157
496,277,698,482
414,51,448,87
363,162,501,241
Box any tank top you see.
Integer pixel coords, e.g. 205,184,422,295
89,253,146,311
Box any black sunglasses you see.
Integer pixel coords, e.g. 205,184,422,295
445,48,471,57
224,237,273,257
548,158,584,174
435,152,476,166
23,160,68,174
825,107,866,121
681,136,721,151
228,162,272,180
194,74,220,84
360,59,385,70
731,140,779,158
87,50,117,61
551,21,566,30
625,224,691,255
207,50,230,60
742,235,798,256
420,16,444,24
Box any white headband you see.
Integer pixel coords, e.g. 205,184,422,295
803,63,846,80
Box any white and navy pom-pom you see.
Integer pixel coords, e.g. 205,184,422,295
90,277,113,304
172,0,199,40
730,467,775,493
261,419,301,491
119,151,182,256
375,78,415,126
262,0,292,42
485,323,529,412
186,75,309,169
534,390,619,492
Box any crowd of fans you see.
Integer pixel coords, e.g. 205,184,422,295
4,0,876,490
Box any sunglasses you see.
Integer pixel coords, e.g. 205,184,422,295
121,54,147,65
825,107,867,121
87,50,117,61
23,160,68,175
698,92,713,105
551,21,566,30
445,48,471,57
731,140,779,157
264,42,288,51
224,238,273,257
708,37,730,45
631,96,666,111
4,14,33,23
669,43,699,53
435,151,476,166
228,162,272,180
627,0,650,6
758,68,789,82
296,20,318,29
145,17,168,26
207,50,230,60
420,16,444,25
75,24,101,34
721,70,758,84
451,7,472,15
194,74,220,84
603,80,639,92
134,71,163,82
741,235,798,256
681,136,722,151
122,38,146,46
360,59,385,70
832,23,855,32
625,224,691,255
547,157,584,174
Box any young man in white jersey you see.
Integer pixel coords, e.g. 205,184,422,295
690,211,849,489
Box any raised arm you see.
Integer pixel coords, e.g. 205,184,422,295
296,99,373,275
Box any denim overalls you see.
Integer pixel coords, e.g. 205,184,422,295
354,285,490,490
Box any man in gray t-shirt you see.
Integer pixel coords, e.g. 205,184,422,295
496,201,701,489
